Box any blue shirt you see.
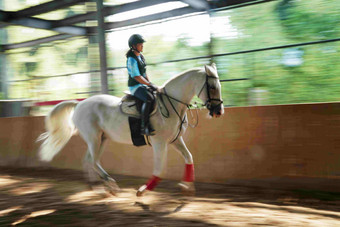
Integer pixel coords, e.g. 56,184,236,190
127,56,147,95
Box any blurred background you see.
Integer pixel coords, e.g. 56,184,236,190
0,0,339,116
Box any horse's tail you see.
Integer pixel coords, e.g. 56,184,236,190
37,100,79,162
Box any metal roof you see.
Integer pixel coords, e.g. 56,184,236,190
0,0,271,50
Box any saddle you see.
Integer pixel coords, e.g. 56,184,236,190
120,92,156,147
119,92,156,118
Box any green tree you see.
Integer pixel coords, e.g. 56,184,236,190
213,0,340,106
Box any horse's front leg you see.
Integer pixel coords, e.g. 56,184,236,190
171,136,195,195
137,141,168,197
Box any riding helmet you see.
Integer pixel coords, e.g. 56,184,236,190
128,34,146,48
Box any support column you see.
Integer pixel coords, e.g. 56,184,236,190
86,1,100,94
88,34,100,94
0,52,8,99
0,0,8,99
95,0,108,94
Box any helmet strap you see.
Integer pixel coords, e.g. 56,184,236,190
131,46,141,54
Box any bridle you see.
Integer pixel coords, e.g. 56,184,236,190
156,73,223,143
160,73,223,116
198,74,224,116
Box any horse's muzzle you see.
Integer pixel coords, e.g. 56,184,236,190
208,104,224,118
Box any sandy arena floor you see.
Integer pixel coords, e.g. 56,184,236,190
0,167,339,226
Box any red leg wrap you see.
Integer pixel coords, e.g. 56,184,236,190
146,175,161,191
183,164,195,182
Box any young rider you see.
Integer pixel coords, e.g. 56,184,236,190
126,34,159,136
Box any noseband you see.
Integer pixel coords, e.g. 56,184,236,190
198,74,224,114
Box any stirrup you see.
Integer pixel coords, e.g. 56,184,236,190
141,127,155,136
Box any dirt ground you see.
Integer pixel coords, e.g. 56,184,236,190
0,167,339,226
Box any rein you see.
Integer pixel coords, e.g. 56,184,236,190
157,88,199,143
156,73,222,143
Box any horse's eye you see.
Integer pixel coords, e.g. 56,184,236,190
209,86,216,90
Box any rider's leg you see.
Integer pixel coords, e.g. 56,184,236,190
134,86,155,136
140,99,155,135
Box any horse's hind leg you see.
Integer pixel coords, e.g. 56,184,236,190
83,137,100,186
95,134,120,195
171,136,195,195
83,132,119,195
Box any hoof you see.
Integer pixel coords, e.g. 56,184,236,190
89,180,102,190
178,181,195,196
91,184,109,197
104,178,120,196
136,184,148,197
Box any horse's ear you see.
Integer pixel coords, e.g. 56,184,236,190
211,63,217,70
205,63,217,76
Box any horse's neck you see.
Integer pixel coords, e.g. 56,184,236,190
163,69,204,105
162,69,204,119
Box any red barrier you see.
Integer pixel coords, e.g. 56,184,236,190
34,99,86,107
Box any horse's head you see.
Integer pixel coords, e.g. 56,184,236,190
198,63,224,118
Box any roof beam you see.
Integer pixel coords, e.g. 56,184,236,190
54,0,175,27
208,0,276,9
179,0,209,10
14,0,86,18
1,0,269,50
1,34,76,50
1,5,201,50
1,0,177,35
103,0,176,15
89,6,201,33
0,10,12,23
0,10,86,35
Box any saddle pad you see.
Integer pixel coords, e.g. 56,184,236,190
128,117,148,146
121,101,141,118
120,93,143,118
120,96,156,118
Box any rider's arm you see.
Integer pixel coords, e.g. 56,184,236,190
145,74,150,82
128,57,159,91
134,75,152,86
135,76,160,92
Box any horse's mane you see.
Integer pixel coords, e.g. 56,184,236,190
162,68,203,87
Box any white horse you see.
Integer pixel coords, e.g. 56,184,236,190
37,63,224,196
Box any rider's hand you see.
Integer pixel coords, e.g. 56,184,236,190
149,83,160,92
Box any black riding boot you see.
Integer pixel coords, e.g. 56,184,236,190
141,101,155,136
